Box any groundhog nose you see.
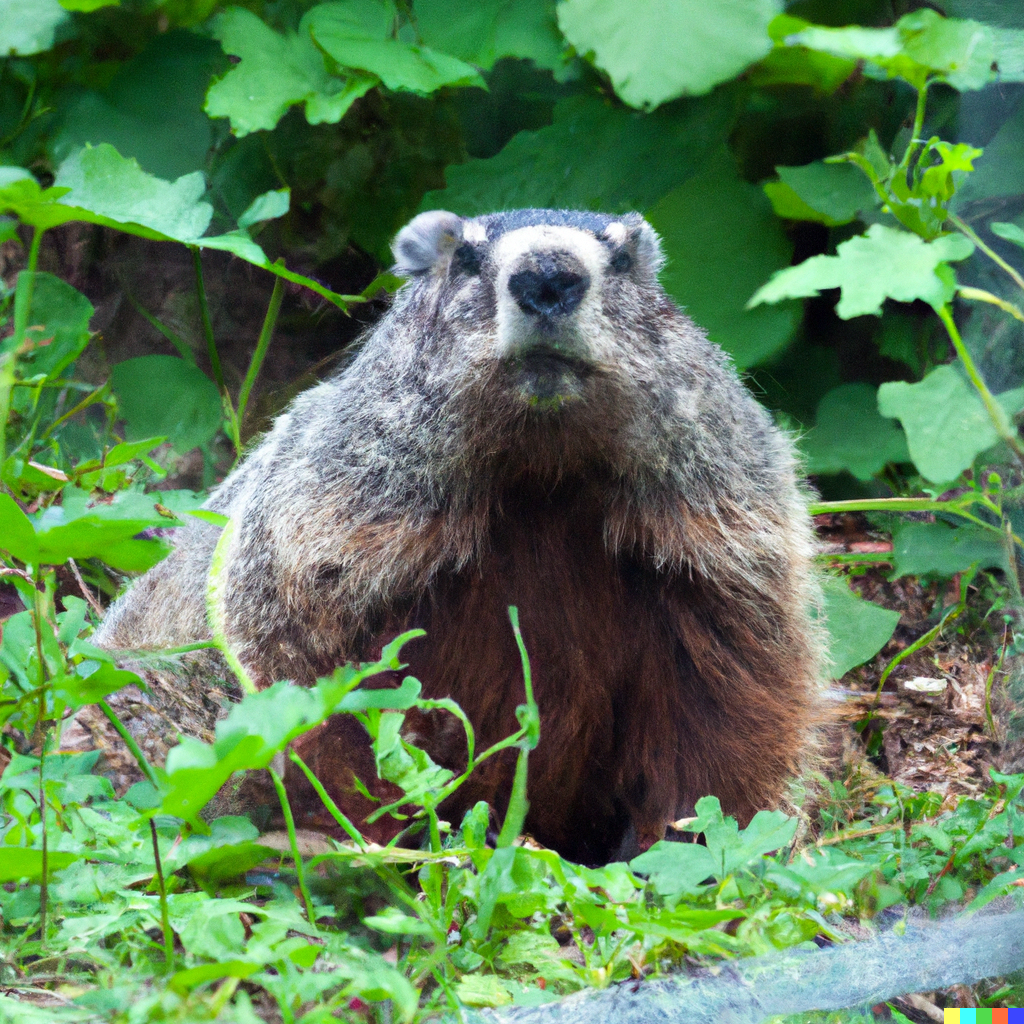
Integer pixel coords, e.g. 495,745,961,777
509,266,589,318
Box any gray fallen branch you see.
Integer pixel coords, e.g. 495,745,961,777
464,906,1024,1024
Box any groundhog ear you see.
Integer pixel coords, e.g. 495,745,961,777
620,213,666,279
392,210,465,275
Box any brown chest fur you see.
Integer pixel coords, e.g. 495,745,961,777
287,479,811,864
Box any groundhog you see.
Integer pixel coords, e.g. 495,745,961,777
96,207,822,864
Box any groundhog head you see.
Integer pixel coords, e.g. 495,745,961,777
394,209,672,391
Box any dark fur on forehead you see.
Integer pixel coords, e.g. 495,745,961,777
475,208,620,237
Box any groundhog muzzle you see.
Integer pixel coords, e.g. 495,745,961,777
96,208,823,864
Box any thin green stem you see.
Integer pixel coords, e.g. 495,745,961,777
1,225,44,467
269,766,317,928
958,286,1024,324
237,271,285,437
948,213,1024,296
98,699,159,788
38,744,47,949
39,382,107,441
149,819,174,970
124,290,194,363
190,246,224,388
936,304,1024,463
984,629,1009,741
205,518,257,695
898,82,930,175
288,750,367,850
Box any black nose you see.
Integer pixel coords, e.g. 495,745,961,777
508,264,589,317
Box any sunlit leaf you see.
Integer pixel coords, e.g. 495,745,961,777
0,0,70,56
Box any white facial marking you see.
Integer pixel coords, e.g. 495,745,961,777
603,221,627,245
462,220,487,244
492,225,616,363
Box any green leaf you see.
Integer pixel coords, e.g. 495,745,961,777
54,144,212,241
878,365,1024,483
802,383,910,480
110,355,222,454
0,847,77,882
237,188,290,230
415,0,563,71
749,224,975,318
629,840,717,897
16,273,93,381
890,521,1010,580
991,220,1024,249
423,92,734,216
363,907,434,936
0,493,39,562
204,6,377,136
819,575,900,679
766,160,878,226
647,150,800,367
557,0,782,109
787,9,1024,92
52,662,141,710
766,847,876,898
59,0,119,9
309,5,485,94
0,0,70,56
747,14,857,92
51,32,223,181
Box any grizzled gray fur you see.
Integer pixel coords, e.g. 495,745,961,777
97,208,822,862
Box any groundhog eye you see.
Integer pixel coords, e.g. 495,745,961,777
452,243,482,276
610,249,632,273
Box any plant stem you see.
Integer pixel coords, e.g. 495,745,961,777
149,819,175,969
984,628,1009,741
205,518,258,695
948,212,1024,295
269,766,317,928
936,304,1024,463
288,750,367,850
237,271,285,438
1,225,44,467
98,699,159,788
898,82,930,175
958,286,1024,323
190,246,224,388
38,744,47,949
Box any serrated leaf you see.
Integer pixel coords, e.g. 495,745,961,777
648,149,799,367
423,91,733,215
802,383,909,480
878,365,1024,483
819,576,900,679
309,4,485,94
205,7,375,136
890,521,1010,580
110,355,222,454
557,0,782,109
415,0,563,71
787,9,1024,91
0,0,69,56
749,224,974,318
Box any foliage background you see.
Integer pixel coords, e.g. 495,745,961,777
3,0,1024,1021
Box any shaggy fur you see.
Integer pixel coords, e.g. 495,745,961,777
97,208,823,864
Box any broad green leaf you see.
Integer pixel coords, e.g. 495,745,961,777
630,840,717,897
991,220,1024,249
747,14,857,92
890,521,1010,580
30,487,177,570
557,0,782,109
363,907,434,936
415,0,563,71
749,224,974,318
648,150,799,368
110,355,222,454
0,847,77,882
766,161,878,226
59,0,119,9
802,383,909,480
237,188,290,230
52,663,141,709
787,9,1024,92
16,273,93,381
0,493,38,562
878,365,1024,483
54,144,212,241
51,31,224,181
0,0,69,56
423,91,733,214
455,975,514,1008
205,7,377,136
309,5,485,94
766,848,876,898
819,575,900,679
